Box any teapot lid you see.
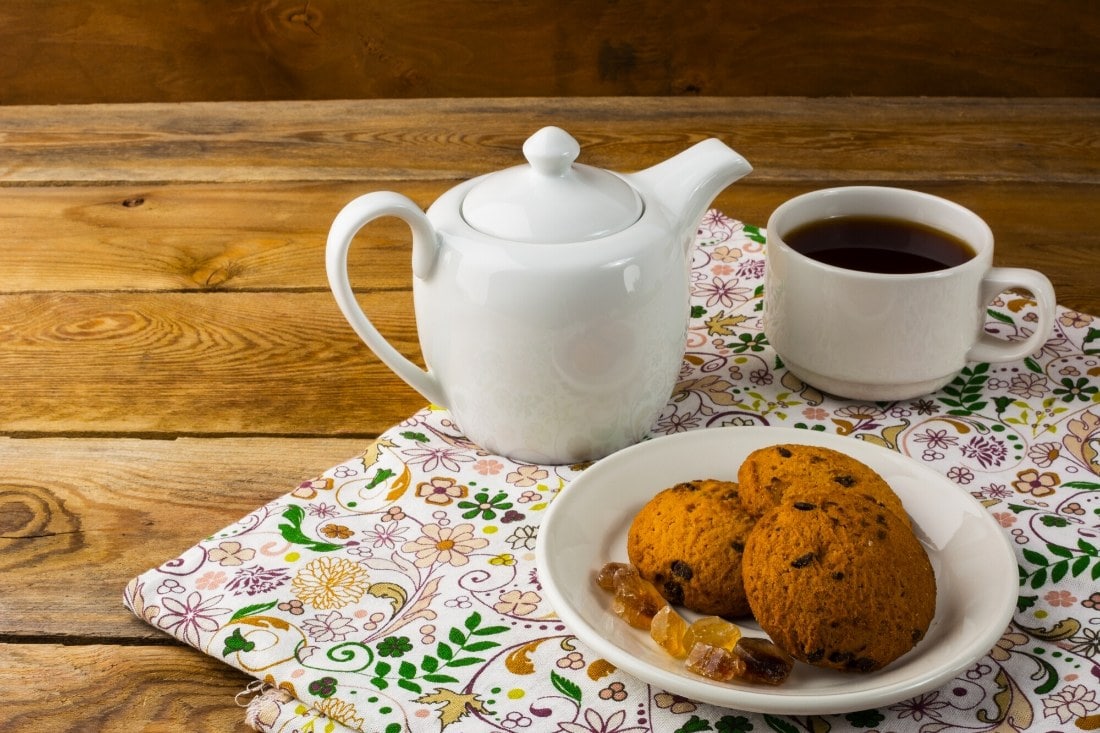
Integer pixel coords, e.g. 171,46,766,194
461,126,643,243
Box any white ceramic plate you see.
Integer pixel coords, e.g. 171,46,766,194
536,426,1018,715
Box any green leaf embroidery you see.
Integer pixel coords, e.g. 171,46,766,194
674,715,712,733
987,308,1014,325
1062,481,1100,490
364,468,396,490
422,673,459,684
743,224,766,244
937,364,990,416
1030,567,1048,589
447,657,484,667
277,505,344,552
1029,653,1059,694
229,601,278,622
472,625,510,636
1022,548,1048,566
763,714,800,733
400,431,429,442
222,627,255,657
844,709,885,728
551,670,582,702
1048,543,1074,559
715,716,754,733
397,678,422,693
1083,327,1100,354
367,612,502,692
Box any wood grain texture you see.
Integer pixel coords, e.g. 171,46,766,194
0,291,422,435
0,0,1097,103
0,182,419,291
1,643,254,731
1,98,1098,184
0,437,367,639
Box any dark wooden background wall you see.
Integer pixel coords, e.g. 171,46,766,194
1,0,1097,104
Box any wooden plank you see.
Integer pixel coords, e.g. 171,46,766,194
1,643,253,731
0,437,368,639
0,1,1096,103
0,98,1097,184
0,181,420,292
0,291,424,436
0,182,1096,314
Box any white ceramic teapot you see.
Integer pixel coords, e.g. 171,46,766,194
327,126,751,463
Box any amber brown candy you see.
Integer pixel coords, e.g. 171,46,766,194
596,563,789,686
685,642,746,681
595,561,631,592
596,562,668,629
649,605,690,658
733,637,794,685
687,636,793,684
684,615,742,652
681,617,746,681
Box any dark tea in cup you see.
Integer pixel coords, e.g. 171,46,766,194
764,186,1056,401
784,216,976,274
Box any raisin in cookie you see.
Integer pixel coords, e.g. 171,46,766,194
627,479,756,618
741,488,936,672
738,443,909,525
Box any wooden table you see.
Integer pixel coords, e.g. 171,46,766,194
1,98,1097,730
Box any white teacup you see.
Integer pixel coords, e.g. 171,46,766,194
764,186,1056,401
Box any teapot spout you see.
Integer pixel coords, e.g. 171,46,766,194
628,139,752,237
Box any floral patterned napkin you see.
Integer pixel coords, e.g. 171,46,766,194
125,212,1100,733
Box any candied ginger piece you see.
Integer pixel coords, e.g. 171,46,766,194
611,571,666,629
733,637,794,686
595,562,632,592
684,615,742,652
685,642,745,681
650,605,690,658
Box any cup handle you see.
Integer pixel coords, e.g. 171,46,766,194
325,191,448,407
966,267,1057,363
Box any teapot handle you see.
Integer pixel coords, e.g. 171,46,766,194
325,191,448,407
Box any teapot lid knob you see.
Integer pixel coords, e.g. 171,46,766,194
460,126,642,244
523,126,580,177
